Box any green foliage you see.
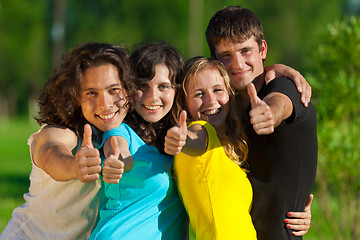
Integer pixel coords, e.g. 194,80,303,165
0,0,348,116
0,117,38,231
242,0,346,70
306,16,360,239
0,0,50,114
309,16,360,119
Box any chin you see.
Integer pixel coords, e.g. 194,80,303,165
101,122,122,132
142,113,165,123
146,117,162,123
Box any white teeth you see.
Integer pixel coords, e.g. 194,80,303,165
98,112,116,119
144,105,160,110
203,109,220,116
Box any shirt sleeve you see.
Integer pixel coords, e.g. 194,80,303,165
264,77,308,123
98,123,130,149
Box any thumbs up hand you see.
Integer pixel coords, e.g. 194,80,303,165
164,110,188,155
75,124,102,183
103,136,125,184
247,83,275,135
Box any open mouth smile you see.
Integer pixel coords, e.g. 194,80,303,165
144,105,161,111
97,112,117,120
202,108,221,116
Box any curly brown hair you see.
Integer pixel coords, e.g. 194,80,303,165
35,42,135,138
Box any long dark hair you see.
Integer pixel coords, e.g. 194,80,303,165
125,41,184,153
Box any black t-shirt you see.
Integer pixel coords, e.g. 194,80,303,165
246,77,318,240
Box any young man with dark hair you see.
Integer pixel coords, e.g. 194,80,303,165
206,6,317,240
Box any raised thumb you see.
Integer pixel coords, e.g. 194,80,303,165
109,136,120,157
81,124,93,149
247,83,260,108
179,110,188,136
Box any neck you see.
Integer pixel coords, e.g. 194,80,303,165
236,72,266,111
216,122,226,135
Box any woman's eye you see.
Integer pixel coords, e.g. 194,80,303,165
194,92,203,97
159,84,170,90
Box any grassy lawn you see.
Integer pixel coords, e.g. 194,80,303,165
0,117,39,231
0,117,339,239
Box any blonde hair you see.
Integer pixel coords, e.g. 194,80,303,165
173,56,248,167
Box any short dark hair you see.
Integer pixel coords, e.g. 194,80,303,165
36,42,135,137
206,6,264,57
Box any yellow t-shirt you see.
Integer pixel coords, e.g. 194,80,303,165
174,121,257,240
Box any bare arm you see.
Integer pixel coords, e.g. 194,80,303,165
263,92,293,127
33,124,101,182
264,64,311,107
102,136,133,184
247,83,293,135
181,124,208,157
164,111,207,156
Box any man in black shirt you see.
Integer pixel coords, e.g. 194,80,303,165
206,6,318,240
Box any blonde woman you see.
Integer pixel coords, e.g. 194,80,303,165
165,57,256,239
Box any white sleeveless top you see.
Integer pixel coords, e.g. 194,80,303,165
0,129,101,240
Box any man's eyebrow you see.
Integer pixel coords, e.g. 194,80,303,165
82,83,122,92
105,83,122,89
238,46,253,51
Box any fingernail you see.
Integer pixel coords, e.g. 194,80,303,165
298,87,302,92
284,219,288,223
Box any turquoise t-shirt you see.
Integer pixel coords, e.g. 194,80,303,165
89,123,187,240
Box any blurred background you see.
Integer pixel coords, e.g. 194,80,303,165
0,0,359,239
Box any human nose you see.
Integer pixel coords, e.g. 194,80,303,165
98,92,113,109
203,92,217,105
144,87,158,102
232,53,246,69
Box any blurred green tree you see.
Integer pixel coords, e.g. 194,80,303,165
0,0,349,118
0,0,50,116
306,16,360,240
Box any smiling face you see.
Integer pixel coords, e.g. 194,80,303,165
134,64,175,123
214,36,267,91
185,67,230,129
80,64,128,132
